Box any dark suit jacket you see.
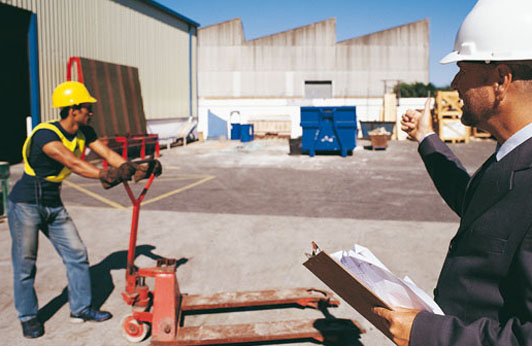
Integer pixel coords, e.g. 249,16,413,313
410,134,532,346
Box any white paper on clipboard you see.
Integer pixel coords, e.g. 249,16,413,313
330,244,443,315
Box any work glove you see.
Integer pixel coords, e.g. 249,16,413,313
133,160,162,182
98,162,136,189
118,162,137,181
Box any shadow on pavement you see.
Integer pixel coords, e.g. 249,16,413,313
311,303,364,346
37,244,188,323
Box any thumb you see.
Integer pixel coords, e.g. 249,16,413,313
423,98,431,116
372,307,391,320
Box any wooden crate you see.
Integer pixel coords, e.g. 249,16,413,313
435,91,470,143
440,118,470,143
435,91,462,119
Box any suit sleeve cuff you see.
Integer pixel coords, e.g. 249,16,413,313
418,133,445,157
410,311,450,346
419,132,436,144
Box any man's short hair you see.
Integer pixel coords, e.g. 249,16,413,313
59,107,71,119
59,104,85,119
504,61,532,81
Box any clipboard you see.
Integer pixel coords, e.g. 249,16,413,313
303,250,394,341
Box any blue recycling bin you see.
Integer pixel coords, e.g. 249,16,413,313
240,124,254,142
300,106,357,157
230,123,241,140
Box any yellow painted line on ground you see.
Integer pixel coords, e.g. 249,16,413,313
64,205,119,211
63,180,126,209
70,175,207,187
140,175,216,207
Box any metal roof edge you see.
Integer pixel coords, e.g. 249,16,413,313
337,18,429,44
137,0,200,27
199,17,242,31
246,17,336,43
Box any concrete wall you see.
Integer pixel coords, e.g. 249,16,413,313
198,18,429,99
0,0,198,122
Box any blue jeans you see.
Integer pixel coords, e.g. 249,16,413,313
7,200,92,321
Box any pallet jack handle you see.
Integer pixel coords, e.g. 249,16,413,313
124,172,156,279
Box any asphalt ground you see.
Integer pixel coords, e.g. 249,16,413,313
0,137,496,346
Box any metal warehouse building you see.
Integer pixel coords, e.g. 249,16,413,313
197,18,429,139
0,0,198,163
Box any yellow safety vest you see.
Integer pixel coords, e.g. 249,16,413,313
22,122,86,183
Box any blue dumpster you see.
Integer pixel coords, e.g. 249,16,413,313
300,107,357,157
240,124,254,142
230,123,241,140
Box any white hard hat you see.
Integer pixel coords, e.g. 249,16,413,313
441,0,532,64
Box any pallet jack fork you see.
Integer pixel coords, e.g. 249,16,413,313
121,170,363,345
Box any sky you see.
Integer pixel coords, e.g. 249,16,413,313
157,0,479,88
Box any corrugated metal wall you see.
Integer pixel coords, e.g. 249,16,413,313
199,18,429,98
0,0,197,122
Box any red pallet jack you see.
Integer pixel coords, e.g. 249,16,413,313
120,168,364,345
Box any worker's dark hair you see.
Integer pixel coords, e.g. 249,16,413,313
59,107,71,119
59,104,85,119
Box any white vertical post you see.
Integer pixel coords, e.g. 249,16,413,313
26,116,33,137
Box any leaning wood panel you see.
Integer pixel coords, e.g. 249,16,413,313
79,57,147,137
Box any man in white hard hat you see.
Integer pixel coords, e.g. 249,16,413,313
373,1,532,345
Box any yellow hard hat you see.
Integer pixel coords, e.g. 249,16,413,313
52,81,97,108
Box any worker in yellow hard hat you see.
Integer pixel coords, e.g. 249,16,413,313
6,81,161,339
373,1,532,345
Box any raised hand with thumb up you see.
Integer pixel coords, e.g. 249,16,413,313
400,98,434,142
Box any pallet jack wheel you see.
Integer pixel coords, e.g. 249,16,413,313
121,314,150,343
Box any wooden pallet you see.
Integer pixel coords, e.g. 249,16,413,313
472,127,492,138
251,120,291,139
443,138,468,144
439,118,470,144
254,133,291,139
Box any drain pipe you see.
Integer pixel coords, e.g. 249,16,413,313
28,13,40,131
26,116,33,137
188,24,193,123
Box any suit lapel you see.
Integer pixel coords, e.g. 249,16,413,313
458,138,532,233
461,153,496,214
459,158,513,231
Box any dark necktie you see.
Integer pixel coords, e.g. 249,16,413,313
463,153,497,212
